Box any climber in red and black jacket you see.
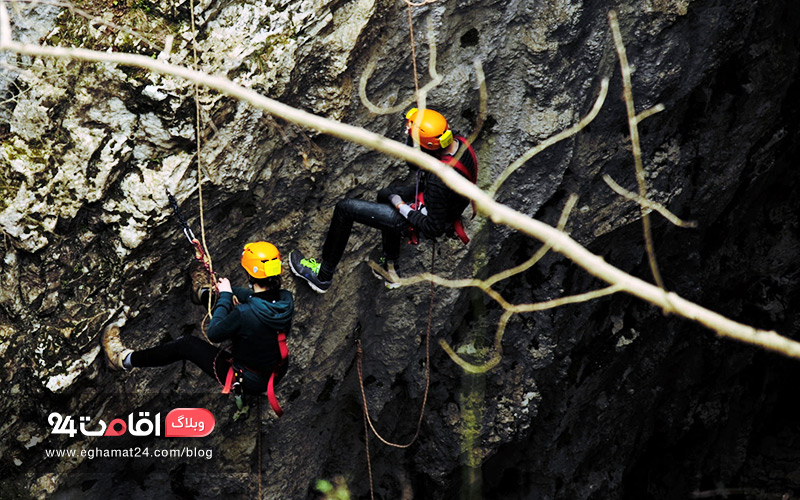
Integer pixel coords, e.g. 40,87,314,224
289,108,478,293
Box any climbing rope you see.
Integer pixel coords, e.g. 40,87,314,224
166,188,218,345
358,242,436,498
167,0,242,423
404,0,442,99
363,394,375,500
185,0,221,340
358,3,442,475
188,0,210,269
257,395,263,499
405,3,420,96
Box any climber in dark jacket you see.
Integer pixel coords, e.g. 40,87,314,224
102,241,294,395
289,108,478,293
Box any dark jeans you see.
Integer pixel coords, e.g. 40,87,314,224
130,335,279,394
320,197,408,275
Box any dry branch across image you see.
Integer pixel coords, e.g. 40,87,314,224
1,2,799,499
0,2,797,368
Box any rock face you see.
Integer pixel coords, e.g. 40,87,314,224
1,0,799,498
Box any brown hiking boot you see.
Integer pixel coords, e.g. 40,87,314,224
102,323,133,371
189,260,216,306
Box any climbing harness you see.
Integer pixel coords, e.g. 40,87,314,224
267,332,290,416
407,135,479,245
445,134,479,244
218,332,289,418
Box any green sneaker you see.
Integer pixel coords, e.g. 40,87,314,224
289,250,332,293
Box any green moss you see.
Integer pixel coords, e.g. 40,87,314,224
456,225,493,499
459,372,485,500
245,31,296,73
2,140,48,164
315,477,350,500
0,139,51,210
0,176,20,211
51,1,181,57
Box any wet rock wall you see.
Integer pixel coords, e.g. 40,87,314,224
0,0,799,498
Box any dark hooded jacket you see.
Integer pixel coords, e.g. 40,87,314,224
207,287,294,379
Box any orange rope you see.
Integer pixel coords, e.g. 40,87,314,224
358,243,436,497
187,0,218,343
404,0,442,104
363,396,375,500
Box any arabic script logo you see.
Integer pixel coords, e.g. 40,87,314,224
47,408,215,438
164,408,215,438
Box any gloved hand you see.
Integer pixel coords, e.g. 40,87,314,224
389,194,412,219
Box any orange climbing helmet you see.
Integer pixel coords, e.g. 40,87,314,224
241,241,281,279
406,108,453,150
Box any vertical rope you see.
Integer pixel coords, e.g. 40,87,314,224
405,3,420,97
358,242,436,498
188,0,219,343
363,396,374,500
188,0,212,273
257,395,263,500
403,0,442,100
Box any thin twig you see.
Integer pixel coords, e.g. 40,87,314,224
359,16,441,115
603,174,697,228
489,78,609,197
403,0,440,6
486,194,578,287
692,487,794,499
441,285,624,373
609,10,664,288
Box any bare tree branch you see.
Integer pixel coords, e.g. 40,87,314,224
609,10,665,288
603,174,698,228
2,3,799,361
359,16,441,115
465,58,487,146
488,78,610,198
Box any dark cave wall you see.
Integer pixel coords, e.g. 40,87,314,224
1,0,800,499
474,0,800,497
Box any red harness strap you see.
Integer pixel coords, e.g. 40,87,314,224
453,219,470,244
267,333,289,417
443,136,478,219
221,367,236,394
220,332,290,417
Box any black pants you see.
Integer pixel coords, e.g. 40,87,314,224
130,335,228,381
129,335,276,394
320,194,410,275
